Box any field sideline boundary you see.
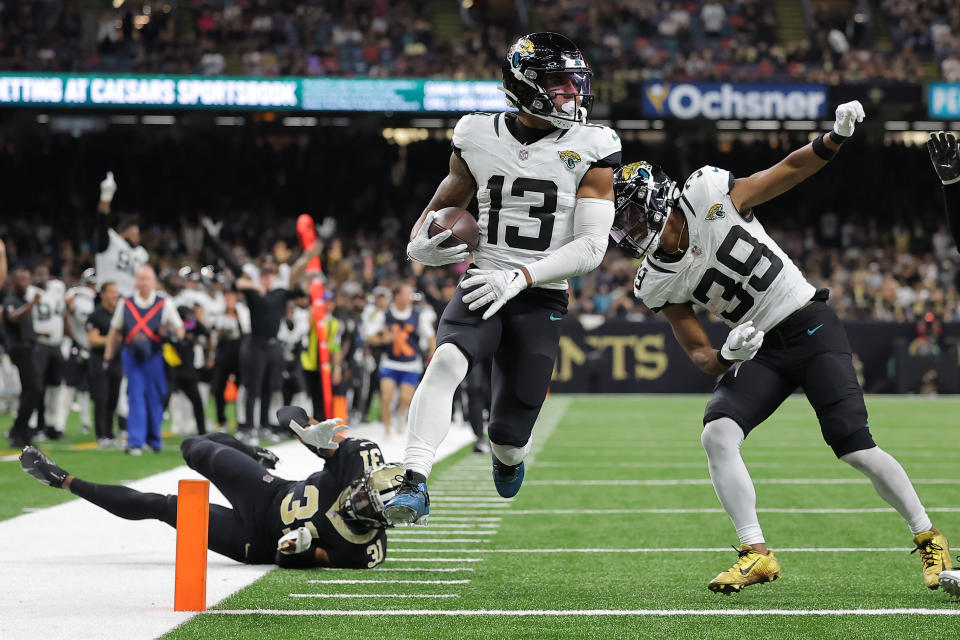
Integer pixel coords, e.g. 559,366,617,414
203,608,960,617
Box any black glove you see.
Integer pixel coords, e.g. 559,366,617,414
927,132,960,185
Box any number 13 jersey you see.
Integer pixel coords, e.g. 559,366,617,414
634,165,815,332
453,112,621,290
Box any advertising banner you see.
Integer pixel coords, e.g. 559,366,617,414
0,73,508,113
928,83,960,119
551,320,960,394
641,82,828,120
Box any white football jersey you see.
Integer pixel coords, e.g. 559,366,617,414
453,112,621,290
67,286,97,349
635,165,815,332
29,280,67,346
95,228,149,298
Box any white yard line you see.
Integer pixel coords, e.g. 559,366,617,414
384,557,484,562
289,593,460,599
387,538,491,543
443,507,960,515
387,547,915,553
390,530,494,536
205,608,960,616
359,568,474,572
0,421,476,640
307,579,470,585
522,478,960,486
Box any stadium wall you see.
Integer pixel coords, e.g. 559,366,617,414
551,320,960,394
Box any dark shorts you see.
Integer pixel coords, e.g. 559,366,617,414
704,300,874,457
36,343,65,386
64,346,89,390
437,282,567,448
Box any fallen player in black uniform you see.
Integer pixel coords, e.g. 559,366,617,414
19,406,401,569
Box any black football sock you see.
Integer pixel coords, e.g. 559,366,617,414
69,478,177,526
198,431,259,460
405,469,427,485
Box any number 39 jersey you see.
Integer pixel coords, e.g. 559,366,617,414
635,166,815,332
453,112,621,290
268,438,388,569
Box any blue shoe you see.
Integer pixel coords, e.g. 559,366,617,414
383,470,430,526
492,454,524,498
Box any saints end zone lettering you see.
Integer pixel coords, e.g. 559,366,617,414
553,334,668,382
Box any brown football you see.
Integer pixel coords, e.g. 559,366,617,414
428,206,480,252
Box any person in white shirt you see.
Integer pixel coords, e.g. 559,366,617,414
63,268,98,435
104,265,184,455
28,264,74,440
94,172,149,298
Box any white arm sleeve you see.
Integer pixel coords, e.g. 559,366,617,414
525,198,614,286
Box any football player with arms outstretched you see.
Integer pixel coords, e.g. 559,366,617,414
927,130,960,249
612,102,952,594
20,406,401,569
385,33,621,525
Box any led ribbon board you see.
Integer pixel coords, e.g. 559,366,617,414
0,73,508,112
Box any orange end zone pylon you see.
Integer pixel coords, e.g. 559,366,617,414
174,479,209,611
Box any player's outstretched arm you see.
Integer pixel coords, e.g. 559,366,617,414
662,304,763,375
406,153,475,267
730,101,865,213
927,131,960,248
278,405,347,458
94,172,117,253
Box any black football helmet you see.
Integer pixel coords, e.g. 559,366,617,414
501,32,593,129
338,462,406,530
610,161,680,259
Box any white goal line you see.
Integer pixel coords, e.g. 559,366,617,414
205,608,960,617
387,547,915,553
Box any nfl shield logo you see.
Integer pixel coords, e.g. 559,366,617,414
518,149,529,161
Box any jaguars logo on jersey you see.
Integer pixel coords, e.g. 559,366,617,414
706,204,725,220
559,150,582,170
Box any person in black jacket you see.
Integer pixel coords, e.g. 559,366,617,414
3,268,42,448
19,406,401,569
201,217,321,440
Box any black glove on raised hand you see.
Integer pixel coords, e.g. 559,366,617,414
928,132,960,185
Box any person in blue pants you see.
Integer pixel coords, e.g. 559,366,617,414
104,266,184,455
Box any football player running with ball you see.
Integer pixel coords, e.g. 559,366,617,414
611,102,951,594
385,32,621,525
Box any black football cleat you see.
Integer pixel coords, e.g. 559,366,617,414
19,446,69,488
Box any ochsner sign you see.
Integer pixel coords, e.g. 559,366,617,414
643,83,827,120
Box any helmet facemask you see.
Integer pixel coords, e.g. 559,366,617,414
611,162,680,259
338,463,405,531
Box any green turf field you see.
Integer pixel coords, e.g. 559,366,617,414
4,396,959,638
153,395,960,640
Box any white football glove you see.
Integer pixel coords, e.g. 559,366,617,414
406,211,470,267
277,526,312,555
289,417,347,451
721,320,764,363
461,268,527,320
832,100,865,138
99,171,117,203
201,216,223,239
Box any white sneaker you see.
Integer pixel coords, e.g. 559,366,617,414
125,447,142,456
941,570,960,597
97,438,119,449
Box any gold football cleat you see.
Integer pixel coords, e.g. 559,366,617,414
912,530,952,590
708,544,781,594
